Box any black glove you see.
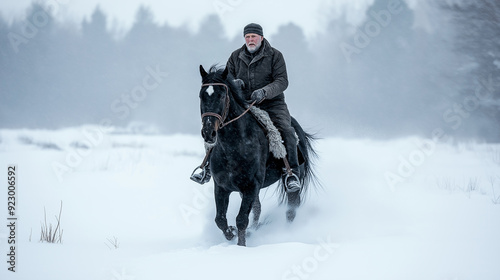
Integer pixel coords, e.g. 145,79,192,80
250,89,266,104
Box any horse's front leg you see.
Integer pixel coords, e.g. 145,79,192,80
236,189,258,246
214,186,235,240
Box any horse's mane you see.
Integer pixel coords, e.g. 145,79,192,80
204,64,248,108
203,64,225,83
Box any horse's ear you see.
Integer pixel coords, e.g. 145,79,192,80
222,67,229,80
200,65,208,79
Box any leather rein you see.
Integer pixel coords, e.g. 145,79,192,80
200,83,256,130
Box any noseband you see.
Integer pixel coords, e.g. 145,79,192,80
200,83,256,130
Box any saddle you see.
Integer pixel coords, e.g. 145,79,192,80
248,106,305,164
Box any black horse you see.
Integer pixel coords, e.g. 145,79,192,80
197,65,318,246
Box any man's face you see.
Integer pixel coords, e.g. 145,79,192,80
245,33,263,53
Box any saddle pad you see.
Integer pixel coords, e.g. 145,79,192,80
249,106,287,159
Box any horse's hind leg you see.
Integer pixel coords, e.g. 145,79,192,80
286,190,300,222
251,195,261,228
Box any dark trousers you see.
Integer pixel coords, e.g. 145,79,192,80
258,100,299,174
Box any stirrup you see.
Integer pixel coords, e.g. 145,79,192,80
190,164,211,184
284,173,301,193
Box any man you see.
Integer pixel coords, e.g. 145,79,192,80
191,23,301,192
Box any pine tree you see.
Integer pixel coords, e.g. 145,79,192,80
440,0,500,141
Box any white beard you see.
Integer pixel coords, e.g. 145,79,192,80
246,40,262,53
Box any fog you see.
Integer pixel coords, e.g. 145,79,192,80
1,0,499,141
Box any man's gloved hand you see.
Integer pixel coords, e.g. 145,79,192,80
250,88,266,104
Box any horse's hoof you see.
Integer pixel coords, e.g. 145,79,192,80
237,230,246,246
224,226,236,240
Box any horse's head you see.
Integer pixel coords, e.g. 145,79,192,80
199,65,230,146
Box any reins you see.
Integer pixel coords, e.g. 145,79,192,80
200,83,256,129
193,82,258,175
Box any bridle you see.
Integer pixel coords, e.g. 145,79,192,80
195,82,257,173
200,83,230,130
200,82,256,130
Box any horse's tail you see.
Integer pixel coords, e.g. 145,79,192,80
294,117,321,199
278,117,321,204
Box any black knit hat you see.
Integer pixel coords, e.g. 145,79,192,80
243,23,263,37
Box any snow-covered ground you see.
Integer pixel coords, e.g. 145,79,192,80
0,126,499,280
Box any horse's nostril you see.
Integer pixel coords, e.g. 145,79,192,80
211,130,217,139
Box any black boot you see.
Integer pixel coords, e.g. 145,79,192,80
190,163,211,184
283,132,301,193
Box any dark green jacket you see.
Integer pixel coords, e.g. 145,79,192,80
226,38,289,103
